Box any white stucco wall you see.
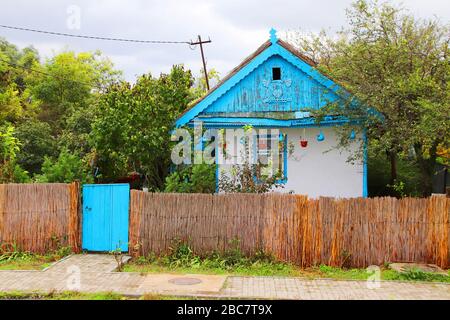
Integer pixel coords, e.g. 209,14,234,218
281,127,363,198
217,127,364,198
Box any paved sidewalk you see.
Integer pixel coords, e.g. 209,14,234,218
0,254,449,300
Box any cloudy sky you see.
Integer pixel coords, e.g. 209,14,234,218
0,0,448,82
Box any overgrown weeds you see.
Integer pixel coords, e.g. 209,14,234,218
110,246,126,272
0,239,73,269
0,290,127,300
127,240,450,282
315,264,450,283
127,239,297,276
388,267,449,282
0,243,34,262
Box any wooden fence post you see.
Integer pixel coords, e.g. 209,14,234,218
68,181,81,253
0,184,5,241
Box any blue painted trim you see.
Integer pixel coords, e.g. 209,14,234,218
83,183,130,187
176,46,274,127
192,116,357,128
276,44,348,99
281,133,288,184
215,144,219,193
362,129,368,198
270,28,277,44
175,40,351,127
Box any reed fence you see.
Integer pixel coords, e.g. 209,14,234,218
0,182,81,253
129,192,449,268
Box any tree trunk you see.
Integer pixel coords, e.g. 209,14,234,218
415,143,438,197
389,150,398,186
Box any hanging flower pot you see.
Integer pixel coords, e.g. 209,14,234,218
300,127,308,148
300,139,308,148
316,130,325,142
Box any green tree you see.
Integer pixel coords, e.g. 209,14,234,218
58,104,96,159
0,39,40,123
0,38,123,183
291,0,449,196
192,68,221,96
31,51,121,132
0,124,30,182
15,120,57,175
92,65,196,189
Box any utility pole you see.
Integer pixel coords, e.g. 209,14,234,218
191,35,212,90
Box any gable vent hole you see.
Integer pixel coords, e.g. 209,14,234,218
272,67,281,80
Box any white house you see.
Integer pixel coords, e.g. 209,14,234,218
175,29,367,198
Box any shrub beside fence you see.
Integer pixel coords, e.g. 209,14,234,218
0,182,81,253
129,192,449,268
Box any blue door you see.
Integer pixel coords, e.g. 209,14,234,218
82,184,130,252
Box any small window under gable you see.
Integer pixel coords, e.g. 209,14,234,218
272,67,281,80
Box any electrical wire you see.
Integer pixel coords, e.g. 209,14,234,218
0,24,192,45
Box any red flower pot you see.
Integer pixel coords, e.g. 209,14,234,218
300,140,308,148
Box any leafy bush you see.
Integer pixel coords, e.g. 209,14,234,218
164,164,215,193
166,239,201,268
34,149,93,183
154,239,287,274
12,164,31,183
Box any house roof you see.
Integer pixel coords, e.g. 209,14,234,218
176,29,347,127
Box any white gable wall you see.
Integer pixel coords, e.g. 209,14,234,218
217,126,364,198
281,127,363,198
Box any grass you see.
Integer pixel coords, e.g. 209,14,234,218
0,257,53,271
0,290,197,300
124,261,298,277
124,261,450,283
1,240,448,284
125,240,450,283
125,239,299,277
0,243,72,271
312,264,450,283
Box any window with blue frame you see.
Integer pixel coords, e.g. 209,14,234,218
255,132,287,183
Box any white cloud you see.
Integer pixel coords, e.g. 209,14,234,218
1,0,448,82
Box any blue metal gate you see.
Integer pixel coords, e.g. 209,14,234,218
82,184,130,252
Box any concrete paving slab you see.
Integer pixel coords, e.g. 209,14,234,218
139,273,226,295
1,255,449,300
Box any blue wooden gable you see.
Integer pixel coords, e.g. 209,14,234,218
201,55,341,113
176,29,350,128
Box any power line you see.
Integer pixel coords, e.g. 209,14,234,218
0,24,192,44
0,24,214,87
